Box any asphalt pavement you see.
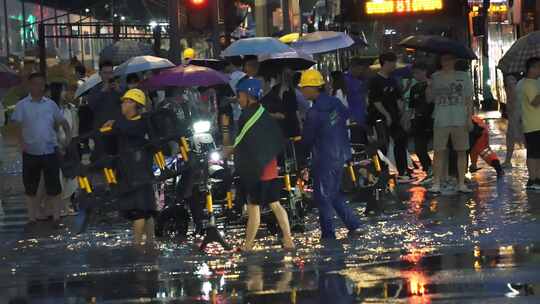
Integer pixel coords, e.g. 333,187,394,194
1,115,540,303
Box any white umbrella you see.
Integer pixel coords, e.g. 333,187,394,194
291,31,358,54
113,55,175,77
74,73,102,99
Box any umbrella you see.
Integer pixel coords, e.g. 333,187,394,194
0,63,21,88
140,64,230,90
498,31,540,74
221,37,293,57
114,55,174,77
190,59,228,71
399,35,477,60
279,33,300,44
74,73,102,99
291,31,358,54
258,50,316,74
100,40,154,65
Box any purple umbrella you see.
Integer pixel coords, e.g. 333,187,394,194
0,63,21,88
140,64,230,90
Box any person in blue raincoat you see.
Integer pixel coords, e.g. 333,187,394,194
299,69,361,239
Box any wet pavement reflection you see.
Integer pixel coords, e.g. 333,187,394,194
2,117,540,303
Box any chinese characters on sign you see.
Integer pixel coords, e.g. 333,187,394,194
365,0,444,15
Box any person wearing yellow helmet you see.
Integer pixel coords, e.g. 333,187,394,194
101,88,157,246
120,88,146,118
299,69,362,240
183,48,197,63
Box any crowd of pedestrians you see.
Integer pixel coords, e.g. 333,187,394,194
3,49,540,250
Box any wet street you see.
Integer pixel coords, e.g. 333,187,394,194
2,115,540,303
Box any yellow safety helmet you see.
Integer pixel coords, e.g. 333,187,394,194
298,69,325,88
122,89,146,107
183,48,196,60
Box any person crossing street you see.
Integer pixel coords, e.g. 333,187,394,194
299,70,361,240
228,77,295,251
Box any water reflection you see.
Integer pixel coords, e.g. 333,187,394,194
3,118,540,302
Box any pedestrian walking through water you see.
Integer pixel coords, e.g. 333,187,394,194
101,89,157,246
299,69,361,240
229,77,294,251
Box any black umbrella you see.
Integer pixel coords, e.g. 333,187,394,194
399,35,477,60
190,58,228,71
99,40,154,65
259,50,316,71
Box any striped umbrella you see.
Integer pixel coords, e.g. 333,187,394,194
498,31,540,74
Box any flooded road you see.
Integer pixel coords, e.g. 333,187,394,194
2,116,540,303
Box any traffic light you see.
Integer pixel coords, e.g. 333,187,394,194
187,0,210,31
189,0,207,6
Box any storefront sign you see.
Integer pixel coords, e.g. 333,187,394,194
365,0,443,15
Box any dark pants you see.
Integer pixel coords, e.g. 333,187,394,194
412,117,433,172
22,152,62,196
389,123,408,176
414,134,431,172
414,128,432,172
314,165,361,239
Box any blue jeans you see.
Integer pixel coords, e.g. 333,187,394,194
313,165,361,239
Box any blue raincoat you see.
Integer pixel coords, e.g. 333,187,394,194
302,93,360,239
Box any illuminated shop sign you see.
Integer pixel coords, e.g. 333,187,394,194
365,0,443,15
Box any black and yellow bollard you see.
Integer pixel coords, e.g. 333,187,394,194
284,173,292,192
180,137,190,161
103,168,117,185
78,176,93,193
226,191,234,210
372,154,382,173
206,193,214,214
200,190,231,251
154,151,166,170
348,162,357,187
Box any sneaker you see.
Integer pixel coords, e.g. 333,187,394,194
428,184,441,194
457,184,473,193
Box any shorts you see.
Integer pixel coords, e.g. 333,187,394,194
122,210,158,221
433,126,469,151
525,131,540,159
245,178,282,205
22,152,62,196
